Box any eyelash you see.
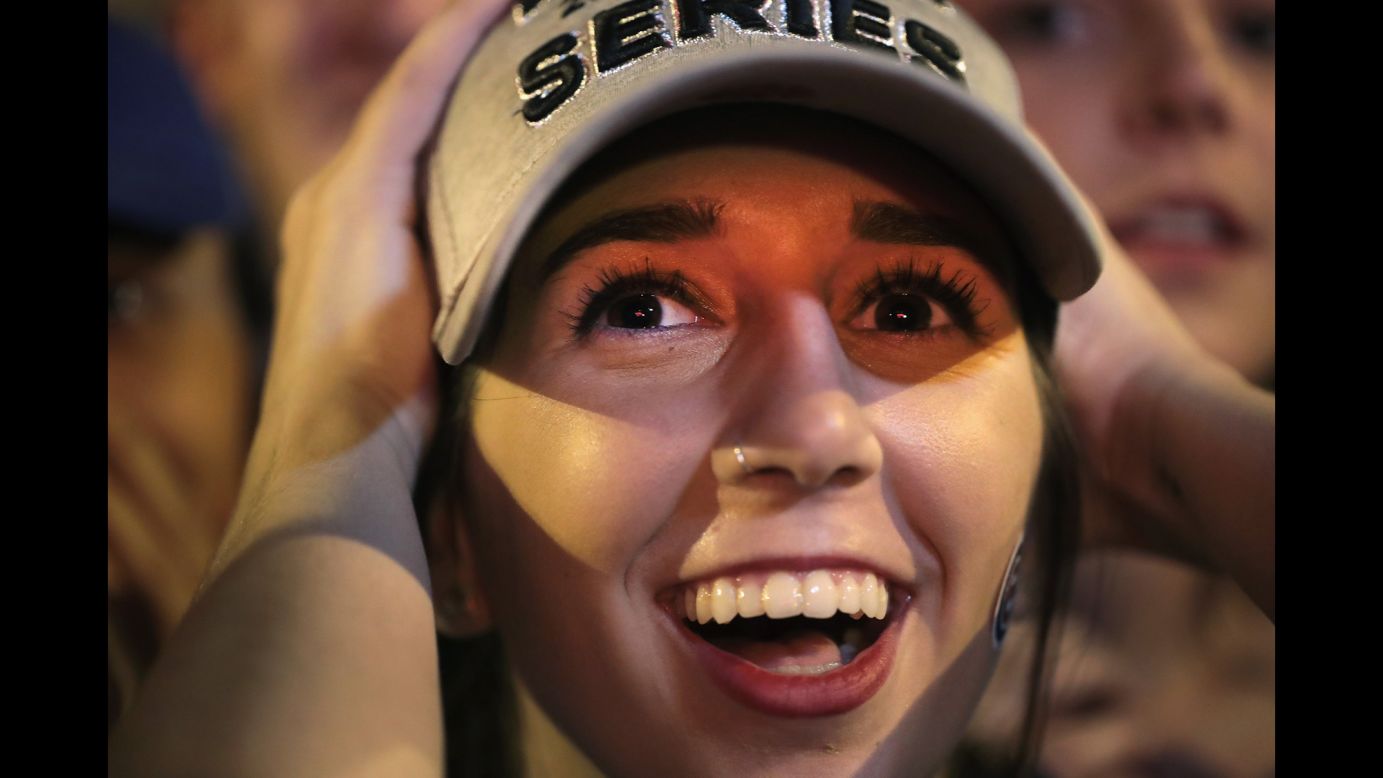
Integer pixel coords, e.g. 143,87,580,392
848,259,989,339
565,260,707,338
567,259,989,342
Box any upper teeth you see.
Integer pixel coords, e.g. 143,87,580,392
681,569,890,624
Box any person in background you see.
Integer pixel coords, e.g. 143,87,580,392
108,17,270,730
955,1,1275,775
169,0,447,247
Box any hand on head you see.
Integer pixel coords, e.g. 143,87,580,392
1053,214,1273,616
223,0,513,563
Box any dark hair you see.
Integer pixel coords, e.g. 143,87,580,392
1005,257,1081,777
417,336,521,777
413,107,1081,776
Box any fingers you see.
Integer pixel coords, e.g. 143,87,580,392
278,0,507,296
342,0,512,184
253,2,505,485
277,0,511,320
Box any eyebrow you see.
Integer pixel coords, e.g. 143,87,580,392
539,199,724,281
850,199,1013,285
536,198,1011,285
852,200,976,249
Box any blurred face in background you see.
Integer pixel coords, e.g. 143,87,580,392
960,0,1275,383
108,228,255,645
174,0,447,229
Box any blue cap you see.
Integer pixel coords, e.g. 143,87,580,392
108,18,247,234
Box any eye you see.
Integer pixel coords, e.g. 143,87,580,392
601,292,700,330
1227,9,1274,57
845,261,985,339
850,292,953,333
108,277,145,324
996,1,1092,45
567,261,714,338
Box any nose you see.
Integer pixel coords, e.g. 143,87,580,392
1121,2,1235,141
713,297,883,490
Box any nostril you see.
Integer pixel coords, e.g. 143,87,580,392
825,465,869,490
717,391,883,489
745,464,796,482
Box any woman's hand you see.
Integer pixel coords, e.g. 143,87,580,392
222,1,508,563
1054,219,1274,619
110,4,512,774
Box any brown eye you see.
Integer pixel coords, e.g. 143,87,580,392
600,293,699,331
875,293,932,332
608,294,662,328
851,293,952,334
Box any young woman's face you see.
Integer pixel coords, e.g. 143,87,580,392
451,115,1045,775
959,0,1275,383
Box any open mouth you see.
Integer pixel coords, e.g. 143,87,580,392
1107,199,1249,278
1111,203,1244,247
663,568,907,717
680,570,892,674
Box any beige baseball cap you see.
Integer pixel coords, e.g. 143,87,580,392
427,0,1102,364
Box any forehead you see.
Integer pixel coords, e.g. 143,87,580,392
518,106,1019,285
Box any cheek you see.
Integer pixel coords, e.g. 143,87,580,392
870,335,1042,638
466,367,712,574
1012,61,1117,162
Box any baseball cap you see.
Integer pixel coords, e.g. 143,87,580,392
108,17,247,235
427,0,1102,365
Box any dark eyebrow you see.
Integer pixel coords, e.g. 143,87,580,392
851,200,976,248
850,199,1014,285
539,199,724,281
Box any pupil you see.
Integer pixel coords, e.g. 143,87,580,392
876,294,929,332
609,294,662,329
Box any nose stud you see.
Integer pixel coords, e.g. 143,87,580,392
733,443,753,476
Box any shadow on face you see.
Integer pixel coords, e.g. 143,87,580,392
424,107,1072,775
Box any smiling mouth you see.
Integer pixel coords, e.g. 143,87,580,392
679,570,892,675
664,568,907,717
1107,200,1249,277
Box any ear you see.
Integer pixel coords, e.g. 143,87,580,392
991,530,1026,650
424,486,493,638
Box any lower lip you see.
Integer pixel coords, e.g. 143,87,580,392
1113,234,1244,284
666,602,906,718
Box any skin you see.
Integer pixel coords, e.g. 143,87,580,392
436,113,1047,776
959,0,1275,383
956,1,1275,774
108,229,254,708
